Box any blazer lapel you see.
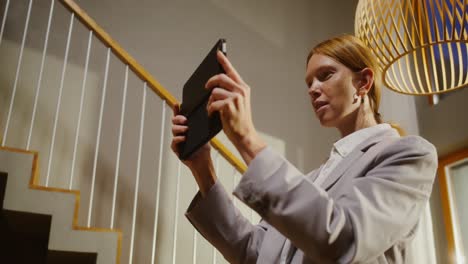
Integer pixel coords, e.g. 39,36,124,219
257,226,287,263
321,149,364,190
306,167,322,182
321,129,399,190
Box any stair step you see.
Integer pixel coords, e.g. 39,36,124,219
0,207,97,263
0,148,120,263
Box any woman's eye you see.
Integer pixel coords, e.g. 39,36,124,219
320,72,333,81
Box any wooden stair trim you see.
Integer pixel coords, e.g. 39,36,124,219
0,146,122,264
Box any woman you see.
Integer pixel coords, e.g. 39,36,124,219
171,35,437,263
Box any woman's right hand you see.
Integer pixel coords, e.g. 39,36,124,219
171,104,216,195
170,104,211,166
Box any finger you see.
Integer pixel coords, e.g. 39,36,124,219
172,124,188,136
171,136,186,148
206,74,243,94
206,88,229,111
171,136,186,155
172,103,181,116
172,115,187,125
210,87,233,101
217,50,244,84
207,88,234,114
170,141,179,155
207,99,230,116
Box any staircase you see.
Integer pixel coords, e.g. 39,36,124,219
0,147,120,263
0,0,250,263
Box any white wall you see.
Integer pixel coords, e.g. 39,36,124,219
0,39,100,189
416,89,468,157
71,0,363,172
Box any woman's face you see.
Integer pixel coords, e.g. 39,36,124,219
305,53,360,128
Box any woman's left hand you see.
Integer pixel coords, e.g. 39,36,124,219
206,51,266,165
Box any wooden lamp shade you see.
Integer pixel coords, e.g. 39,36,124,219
355,0,468,95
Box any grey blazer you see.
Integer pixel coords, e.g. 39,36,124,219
186,128,438,263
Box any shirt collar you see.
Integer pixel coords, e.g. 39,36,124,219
333,123,392,157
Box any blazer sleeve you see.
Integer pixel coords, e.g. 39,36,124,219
232,136,438,263
185,179,270,264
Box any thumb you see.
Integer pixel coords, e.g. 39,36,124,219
173,103,181,116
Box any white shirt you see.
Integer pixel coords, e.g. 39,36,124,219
314,123,392,187
279,123,392,264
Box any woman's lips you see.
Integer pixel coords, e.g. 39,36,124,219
313,101,329,113
316,104,328,114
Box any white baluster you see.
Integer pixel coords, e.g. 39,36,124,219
193,225,198,264
129,83,147,264
69,30,92,190
151,102,167,264
2,0,33,147
110,65,129,228
0,0,10,46
87,47,111,226
26,0,54,150
45,12,74,186
171,160,182,264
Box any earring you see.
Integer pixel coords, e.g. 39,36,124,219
359,90,366,104
353,93,360,104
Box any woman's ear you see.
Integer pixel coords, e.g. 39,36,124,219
356,68,374,96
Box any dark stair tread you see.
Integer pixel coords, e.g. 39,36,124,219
0,172,97,264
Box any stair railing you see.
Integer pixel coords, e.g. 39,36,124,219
0,0,257,263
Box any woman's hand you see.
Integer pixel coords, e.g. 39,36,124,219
171,104,216,196
206,51,266,165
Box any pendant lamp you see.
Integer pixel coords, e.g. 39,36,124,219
355,0,468,95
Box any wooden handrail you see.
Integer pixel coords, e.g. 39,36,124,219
59,0,247,173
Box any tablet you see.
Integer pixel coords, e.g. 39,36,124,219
178,39,227,160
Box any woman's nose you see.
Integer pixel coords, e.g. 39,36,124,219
308,84,321,99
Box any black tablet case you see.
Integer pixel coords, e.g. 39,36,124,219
178,39,226,160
